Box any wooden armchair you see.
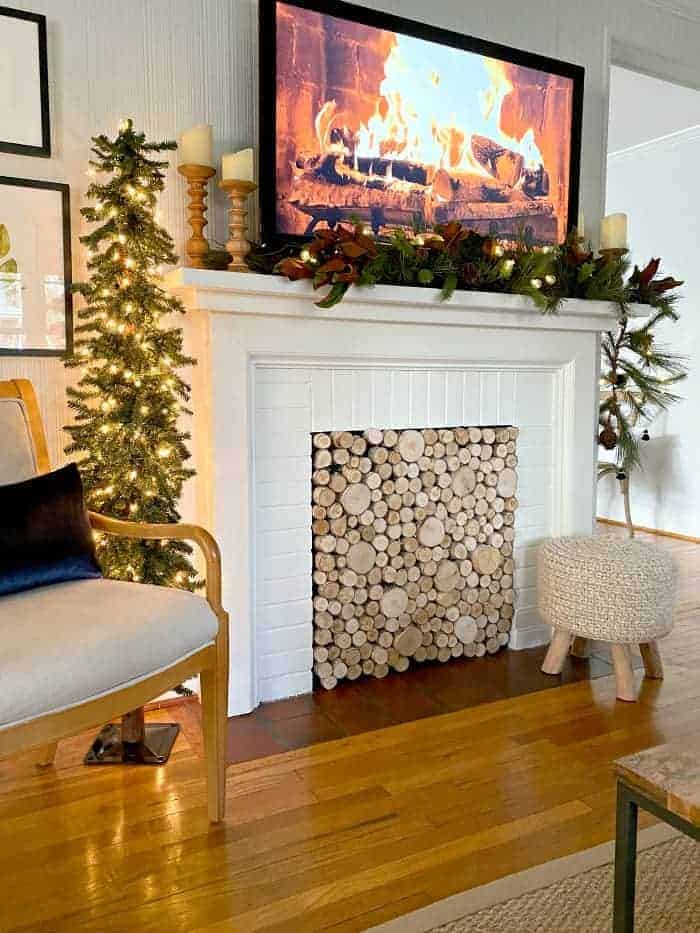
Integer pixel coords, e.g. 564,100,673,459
0,379,229,822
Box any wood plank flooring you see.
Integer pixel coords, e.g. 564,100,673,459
1,530,698,932
222,642,618,764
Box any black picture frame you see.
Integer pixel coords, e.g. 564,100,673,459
0,176,73,357
259,0,584,245
0,6,51,158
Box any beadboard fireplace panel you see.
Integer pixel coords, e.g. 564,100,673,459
167,269,614,715
255,365,551,704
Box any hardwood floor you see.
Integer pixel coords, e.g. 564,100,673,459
1,530,698,932
224,644,619,764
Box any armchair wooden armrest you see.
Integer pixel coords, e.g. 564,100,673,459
86,512,230,821
87,512,224,618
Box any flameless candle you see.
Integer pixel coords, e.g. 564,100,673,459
600,212,628,250
179,124,213,167
222,147,255,182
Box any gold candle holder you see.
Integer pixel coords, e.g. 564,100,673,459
219,178,257,271
178,163,216,268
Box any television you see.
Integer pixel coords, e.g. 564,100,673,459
259,0,584,246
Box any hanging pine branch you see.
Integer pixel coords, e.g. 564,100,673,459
598,257,687,481
65,119,199,589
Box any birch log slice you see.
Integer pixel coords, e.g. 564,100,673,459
418,516,445,547
341,483,371,516
435,560,460,593
455,616,478,644
452,466,477,497
496,468,517,498
346,541,377,574
472,544,502,575
397,430,425,463
395,624,422,657
381,586,409,618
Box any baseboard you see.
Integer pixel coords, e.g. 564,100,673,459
509,623,549,651
597,517,700,544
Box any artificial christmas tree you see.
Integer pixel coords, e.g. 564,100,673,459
65,119,198,763
66,119,198,591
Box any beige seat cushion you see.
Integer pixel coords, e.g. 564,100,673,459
0,578,218,729
0,397,37,486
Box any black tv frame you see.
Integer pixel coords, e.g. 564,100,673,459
258,0,584,246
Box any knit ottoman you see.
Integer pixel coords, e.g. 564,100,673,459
538,535,678,701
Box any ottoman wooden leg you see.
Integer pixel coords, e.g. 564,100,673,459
611,644,636,702
541,629,572,675
640,641,664,680
571,636,590,659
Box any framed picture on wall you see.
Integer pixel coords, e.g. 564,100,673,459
0,176,72,356
0,6,51,157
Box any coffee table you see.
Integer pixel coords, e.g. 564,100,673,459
614,738,700,932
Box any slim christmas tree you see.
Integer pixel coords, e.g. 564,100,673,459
65,119,198,589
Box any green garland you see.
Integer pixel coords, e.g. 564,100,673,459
248,220,687,491
247,220,680,315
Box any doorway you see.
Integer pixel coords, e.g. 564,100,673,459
598,65,700,537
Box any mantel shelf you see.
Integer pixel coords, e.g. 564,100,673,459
165,267,626,333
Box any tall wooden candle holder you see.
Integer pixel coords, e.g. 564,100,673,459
219,179,257,271
178,163,216,268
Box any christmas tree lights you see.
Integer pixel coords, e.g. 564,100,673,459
65,119,198,589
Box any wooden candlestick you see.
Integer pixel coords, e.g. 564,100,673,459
600,247,628,264
219,178,257,271
178,163,216,268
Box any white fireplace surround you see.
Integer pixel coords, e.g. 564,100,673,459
168,270,616,716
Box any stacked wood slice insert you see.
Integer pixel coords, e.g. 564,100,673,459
311,426,519,689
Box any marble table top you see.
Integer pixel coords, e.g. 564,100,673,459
616,738,700,826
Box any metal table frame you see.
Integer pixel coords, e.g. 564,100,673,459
613,779,700,932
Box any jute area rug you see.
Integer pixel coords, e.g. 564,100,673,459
370,823,700,932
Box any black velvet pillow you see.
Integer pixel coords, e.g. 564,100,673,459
0,463,102,597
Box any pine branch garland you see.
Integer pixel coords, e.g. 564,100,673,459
64,119,199,590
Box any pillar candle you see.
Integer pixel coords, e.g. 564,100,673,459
179,124,213,167
577,208,585,238
600,212,628,250
221,147,255,182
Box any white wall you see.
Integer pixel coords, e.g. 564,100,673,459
599,71,700,535
3,0,700,526
608,64,700,152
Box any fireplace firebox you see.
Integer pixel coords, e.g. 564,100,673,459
312,426,517,687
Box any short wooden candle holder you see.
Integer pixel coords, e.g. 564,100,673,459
219,178,257,272
600,247,628,264
178,163,216,269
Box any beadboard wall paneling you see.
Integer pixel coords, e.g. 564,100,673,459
3,0,700,523
0,0,257,515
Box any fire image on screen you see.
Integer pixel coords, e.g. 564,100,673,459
275,3,575,243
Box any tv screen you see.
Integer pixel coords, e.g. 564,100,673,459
259,0,583,245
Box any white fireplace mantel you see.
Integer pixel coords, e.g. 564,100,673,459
168,267,619,332
167,268,618,715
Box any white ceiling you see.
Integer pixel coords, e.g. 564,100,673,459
607,65,700,154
